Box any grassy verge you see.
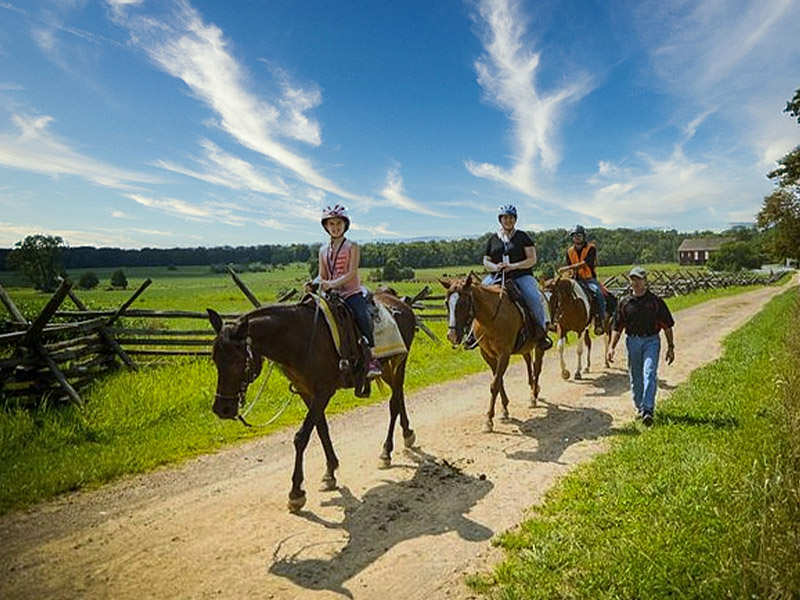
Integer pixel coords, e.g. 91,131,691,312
468,286,800,599
0,271,792,515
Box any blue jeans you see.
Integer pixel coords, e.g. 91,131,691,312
345,293,374,347
581,277,606,321
626,334,660,415
483,273,548,329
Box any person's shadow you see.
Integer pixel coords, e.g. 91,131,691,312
504,401,616,464
268,449,493,597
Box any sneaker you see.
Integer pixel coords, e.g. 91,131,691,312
366,358,382,379
642,412,654,427
538,335,553,351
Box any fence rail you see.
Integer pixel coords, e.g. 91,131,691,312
1,267,785,406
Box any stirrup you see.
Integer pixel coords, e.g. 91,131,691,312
538,335,553,350
366,359,382,379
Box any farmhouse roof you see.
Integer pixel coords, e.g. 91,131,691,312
677,237,729,252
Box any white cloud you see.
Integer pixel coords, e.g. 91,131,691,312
579,146,757,228
380,166,446,217
0,220,169,247
107,0,364,203
155,138,290,196
127,192,248,225
466,0,593,197
0,113,159,189
111,210,133,218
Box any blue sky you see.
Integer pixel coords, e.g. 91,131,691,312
1,0,799,249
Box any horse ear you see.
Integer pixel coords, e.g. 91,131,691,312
207,309,223,334
233,316,249,339
465,272,474,287
438,278,452,290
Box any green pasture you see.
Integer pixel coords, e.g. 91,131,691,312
469,286,800,599
0,265,791,516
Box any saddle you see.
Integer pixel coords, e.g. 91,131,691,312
302,292,373,398
575,279,617,331
503,280,548,353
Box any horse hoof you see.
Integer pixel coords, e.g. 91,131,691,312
378,455,392,469
574,372,582,381
561,369,570,380
529,396,537,409
287,493,306,513
403,431,416,448
483,420,494,433
320,477,337,492
500,411,510,422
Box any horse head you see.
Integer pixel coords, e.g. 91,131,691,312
439,275,476,346
207,309,263,420
543,277,575,325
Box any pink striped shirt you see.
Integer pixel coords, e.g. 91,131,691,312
319,239,362,298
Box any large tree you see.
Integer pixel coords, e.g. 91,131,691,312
7,234,65,291
758,87,800,262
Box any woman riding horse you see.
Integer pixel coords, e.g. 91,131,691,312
207,207,417,513
441,205,551,432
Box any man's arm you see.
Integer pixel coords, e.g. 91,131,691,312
663,327,674,365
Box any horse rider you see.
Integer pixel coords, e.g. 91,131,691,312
312,204,382,378
607,266,675,426
480,205,552,350
558,224,607,334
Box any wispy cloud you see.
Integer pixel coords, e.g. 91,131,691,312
579,145,751,228
0,220,184,247
466,0,593,197
107,0,363,203
127,192,249,225
155,138,290,196
380,165,446,217
0,113,158,189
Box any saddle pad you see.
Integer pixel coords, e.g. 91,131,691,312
373,303,408,359
311,293,342,355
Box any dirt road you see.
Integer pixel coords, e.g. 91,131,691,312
1,281,793,600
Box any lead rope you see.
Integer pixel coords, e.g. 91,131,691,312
237,360,290,428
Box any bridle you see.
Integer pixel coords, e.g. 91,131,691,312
447,286,480,345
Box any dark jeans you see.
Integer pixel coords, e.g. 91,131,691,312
345,293,374,347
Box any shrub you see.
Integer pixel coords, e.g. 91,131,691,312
78,271,99,290
110,269,128,289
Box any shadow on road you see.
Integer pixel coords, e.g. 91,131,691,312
268,449,493,597
503,401,615,464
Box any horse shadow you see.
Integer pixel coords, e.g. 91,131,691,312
503,401,616,464
268,449,493,597
574,369,677,397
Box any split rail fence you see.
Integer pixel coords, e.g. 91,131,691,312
0,267,783,407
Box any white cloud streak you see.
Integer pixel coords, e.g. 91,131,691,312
0,113,159,189
107,0,363,203
466,0,593,197
127,193,248,226
380,166,446,217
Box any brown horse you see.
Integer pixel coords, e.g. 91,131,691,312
207,290,416,513
544,277,613,380
440,274,545,433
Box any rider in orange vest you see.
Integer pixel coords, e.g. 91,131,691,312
558,225,607,334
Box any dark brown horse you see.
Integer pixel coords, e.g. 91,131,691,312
441,274,545,433
543,277,613,380
207,290,416,513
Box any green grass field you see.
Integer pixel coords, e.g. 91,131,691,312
0,264,791,516
468,286,800,599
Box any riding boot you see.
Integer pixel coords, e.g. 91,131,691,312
594,314,605,335
531,319,553,351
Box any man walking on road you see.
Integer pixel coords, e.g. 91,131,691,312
607,266,675,426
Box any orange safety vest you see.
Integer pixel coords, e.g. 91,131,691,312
567,243,595,280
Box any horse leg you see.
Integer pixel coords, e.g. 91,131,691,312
558,335,570,380
585,330,592,373
487,354,510,433
379,357,414,468
533,346,544,402
575,332,585,380
524,352,537,408
288,409,317,513
315,407,339,492
604,329,611,368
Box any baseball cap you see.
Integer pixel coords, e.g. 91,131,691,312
629,266,647,279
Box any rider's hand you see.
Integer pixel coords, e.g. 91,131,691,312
606,347,615,363
665,345,675,365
